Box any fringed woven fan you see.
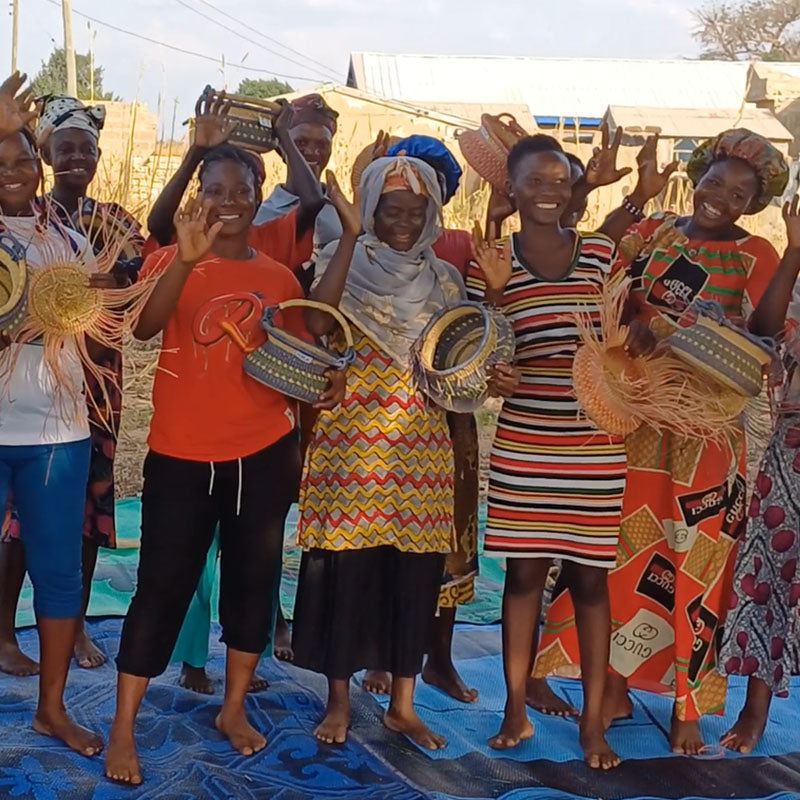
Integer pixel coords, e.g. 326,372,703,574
0,208,158,427
572,278,746,441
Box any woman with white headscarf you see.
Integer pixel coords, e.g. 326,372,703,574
292,157,518,749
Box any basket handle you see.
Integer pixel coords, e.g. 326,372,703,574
496,113,527,139
201,85,281,115
266,298,355,350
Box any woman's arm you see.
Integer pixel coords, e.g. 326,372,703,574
0,72,35,143
749,197,800,338
471,222,512,306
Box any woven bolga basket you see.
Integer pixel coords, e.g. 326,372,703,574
74,207,140,263
350,136,402,192
224,299,355,404
667,301,776,397
0,233,28,339
456,113,528,190
411,301,516,412
194,85,281,154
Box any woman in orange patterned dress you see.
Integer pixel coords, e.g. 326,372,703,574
535,129,790,754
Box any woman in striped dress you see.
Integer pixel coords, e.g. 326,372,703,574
468,135,625,770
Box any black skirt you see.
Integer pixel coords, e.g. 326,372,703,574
292,545,445,680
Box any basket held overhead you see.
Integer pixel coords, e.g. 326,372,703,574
456,113,528,190
411,301,516,412
0,233,28,340
224,298,355,405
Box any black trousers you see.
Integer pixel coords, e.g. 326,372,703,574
117,433,300,678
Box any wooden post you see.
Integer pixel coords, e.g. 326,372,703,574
11,0,19,73
62,0,78,96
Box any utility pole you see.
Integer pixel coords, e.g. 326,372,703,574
11,0,19,73
88,23,95,102
62,0,77,96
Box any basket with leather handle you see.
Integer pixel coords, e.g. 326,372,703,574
195,85,281,154
222,299,355,404
411,301,516,412
0,232,28,339
456,113,529,190
667,300,776,397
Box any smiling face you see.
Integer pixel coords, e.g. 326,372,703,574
289,122,333,179
44,128,100,193
0,132,41,215
691,158,760,233
200,159,258,237
509,149,573,226
373,190,428,252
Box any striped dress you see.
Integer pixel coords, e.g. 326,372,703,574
466,232,626,569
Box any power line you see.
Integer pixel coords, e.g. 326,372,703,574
192,0,340,78
173,0,339,83
40,0,321,83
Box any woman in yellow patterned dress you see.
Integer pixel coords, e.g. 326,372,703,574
292,157,515,749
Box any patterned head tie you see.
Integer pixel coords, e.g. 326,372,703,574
686,128,789,214
35,95,106,148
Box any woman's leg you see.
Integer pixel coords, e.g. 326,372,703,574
273,605,293,663
0,538,38,676
315,677,351,744
215,648,265,755
564,562,620,770
422,607,478,703
73,537,106,668
363,670,393,694
11,440,102,757
721,676,773,753
490,558,550,749
385,676,447,750
106,674,148,785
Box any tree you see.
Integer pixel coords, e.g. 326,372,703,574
31,48,115,100
693,0,800,60
235,78,293,99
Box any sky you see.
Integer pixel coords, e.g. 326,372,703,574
2,0,706,134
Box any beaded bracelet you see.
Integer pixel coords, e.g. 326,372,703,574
622,195,644,220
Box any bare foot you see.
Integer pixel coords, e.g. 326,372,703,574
602,672,633,729
178,664,215,695
363,670,392,695
314,707,350,745
247,673,269,693
0,639,39,677
105,723,142,784
721,711,767,754
33,708,103,757
74,628,107,669
488,711,534,750
384,707,447,750
274,616,293,663
670,715,704,755
580,722,621,770
525,677,578,717
215,708,266,756
422,659,478,703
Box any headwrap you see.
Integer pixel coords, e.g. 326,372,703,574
313,156,465,366
290,94,338,134
687,128,789,214
35,95,106,148
388,135,462,203
381,159,429,196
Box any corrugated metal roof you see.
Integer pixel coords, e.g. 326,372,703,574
604,105,793,141
348,53,753,119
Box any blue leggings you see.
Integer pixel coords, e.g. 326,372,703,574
0,440,90,619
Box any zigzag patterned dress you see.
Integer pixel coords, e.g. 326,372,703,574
293,327,454,679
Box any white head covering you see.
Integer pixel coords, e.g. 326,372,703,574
35,95,106,147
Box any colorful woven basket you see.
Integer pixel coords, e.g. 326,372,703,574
195,85,280,154
456,113,528,190
411,301,516,412
667,301,776,397
0,232,28,339
224,299,355,404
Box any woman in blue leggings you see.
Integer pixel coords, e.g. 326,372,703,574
0,73,102,757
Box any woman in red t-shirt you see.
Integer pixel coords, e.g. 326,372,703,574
104,144,345,786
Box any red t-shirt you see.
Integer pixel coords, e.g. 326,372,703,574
433,228,473,279
141,209,313,273
140,245,307,462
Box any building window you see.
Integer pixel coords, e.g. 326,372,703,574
673,137,701,163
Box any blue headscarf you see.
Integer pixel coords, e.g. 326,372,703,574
387,136,462,204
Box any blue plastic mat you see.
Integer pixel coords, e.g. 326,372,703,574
1,621,798,800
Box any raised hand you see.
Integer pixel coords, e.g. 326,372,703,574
585,124,633,188
370,130,392,161
487,186,516,228
784,195,800,251
326,170,362,237
471,221,512,291
194,92,238,149
173,196,222,264
0,72,36,142
272,98,295,142
487,362,520,398
634,134,678,202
